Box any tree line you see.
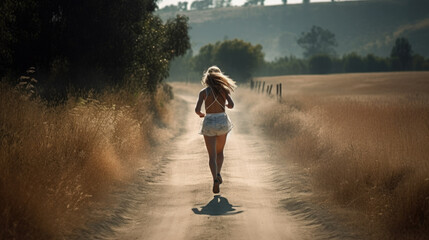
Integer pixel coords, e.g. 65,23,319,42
259,27,429,76
168,26,429,83
158,0,326,12
0,0,190,100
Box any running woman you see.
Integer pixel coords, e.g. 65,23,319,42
195,66,237,194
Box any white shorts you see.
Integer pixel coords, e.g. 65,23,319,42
199,112,233,136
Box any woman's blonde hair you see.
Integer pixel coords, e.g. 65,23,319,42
201,66,237,95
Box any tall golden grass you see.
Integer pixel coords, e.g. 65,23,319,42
0,82,172,239
250,72,429,239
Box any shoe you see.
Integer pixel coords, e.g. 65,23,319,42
213,179,220,194
217,173,223,184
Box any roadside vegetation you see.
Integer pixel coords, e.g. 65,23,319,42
0,0,189,238
0,82,174,239
249,72,429,239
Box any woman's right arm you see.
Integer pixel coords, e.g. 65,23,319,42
195,90,206,118
226,94,234,109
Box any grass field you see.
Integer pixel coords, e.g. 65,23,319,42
255,72,429,97
0,82,173,239
251,71,429,239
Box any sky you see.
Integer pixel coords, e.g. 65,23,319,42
157,0,345,9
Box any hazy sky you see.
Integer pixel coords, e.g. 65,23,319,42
157,0,346,9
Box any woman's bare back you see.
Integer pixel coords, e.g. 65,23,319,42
204,88,226,114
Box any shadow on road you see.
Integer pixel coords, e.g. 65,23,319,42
192,195,243,216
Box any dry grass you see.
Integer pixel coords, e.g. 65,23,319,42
256,72,429,97
250,72,429,239
0,82,172,239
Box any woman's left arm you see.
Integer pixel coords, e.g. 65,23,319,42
226,94,234,109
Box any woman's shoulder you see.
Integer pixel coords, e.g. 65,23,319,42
199,87,209,93
199,88,208,97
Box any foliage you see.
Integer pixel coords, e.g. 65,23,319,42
159,4,180,12
214,0,232,8
168,36,428,82
167,50,200,82
178,2,189,11
297,25,338,58
343,52,365,73
130,14,190,93
390,37,413,71
412,54,429,71
257,40,428,77
244,0,265,6
192,39,264,83
0,0,190,98
190,0,213,10
255,56,307,77
364,54,389,72
158,0,232,11
309,54,332,74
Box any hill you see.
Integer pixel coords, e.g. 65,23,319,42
158,0,429,60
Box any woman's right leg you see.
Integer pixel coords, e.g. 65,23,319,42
203,135,217,180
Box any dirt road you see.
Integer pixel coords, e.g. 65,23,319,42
73,85,361,240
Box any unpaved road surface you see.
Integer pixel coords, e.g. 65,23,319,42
73,85,362,240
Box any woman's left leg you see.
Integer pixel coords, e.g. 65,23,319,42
215,134,228,174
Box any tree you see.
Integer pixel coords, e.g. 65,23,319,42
244,0,267,6
214,0,226,8
214,39,263,82
178,2,188,11
282,0,287,5
297,26,337,58
190,0,213,10
132,15,190,92
168,49,201,82
193,39,264,83
159,4,180,12
309,54,332,74
192,44,217,72
244,0,259,6
303,0,310,4
364,54,388,72
343,52,365,73
412,54,426,71
0,0,190,97
390,37,413,71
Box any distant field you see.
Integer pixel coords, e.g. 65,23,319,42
254,71,429,96
249,71,429,239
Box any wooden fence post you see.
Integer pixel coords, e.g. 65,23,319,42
251,81,283,102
